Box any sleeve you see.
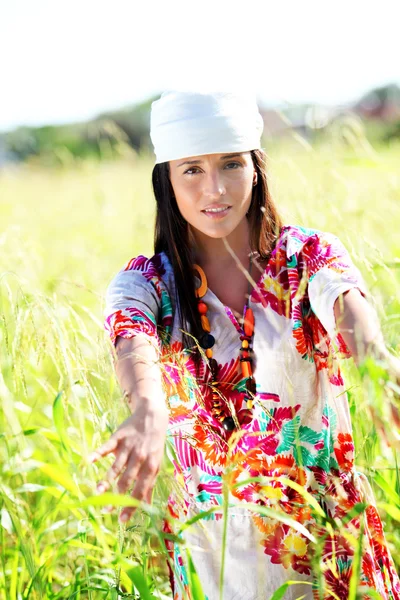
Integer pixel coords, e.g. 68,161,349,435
303,231,370,340
103,258,163,350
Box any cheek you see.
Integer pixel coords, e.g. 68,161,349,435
239,179,254,209
175,194,198,221
170,179,195,217
232,173,254,204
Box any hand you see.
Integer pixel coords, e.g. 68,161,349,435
371,350,400,446
88,402,169,523
384,354,400,427
380,349,400,394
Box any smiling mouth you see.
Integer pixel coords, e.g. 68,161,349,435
202,206,232,215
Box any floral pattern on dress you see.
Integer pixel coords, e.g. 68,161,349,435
104,224,400,600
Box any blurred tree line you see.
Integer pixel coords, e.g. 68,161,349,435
1,84,400,166
0,95,157,165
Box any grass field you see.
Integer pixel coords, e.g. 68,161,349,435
1,130,400,599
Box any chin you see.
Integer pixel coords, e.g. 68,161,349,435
190,214,247,239
204,230,231,239
192,223,238,240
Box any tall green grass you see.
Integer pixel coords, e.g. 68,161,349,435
1,129,399,599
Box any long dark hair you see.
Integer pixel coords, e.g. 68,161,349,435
152,149,283,368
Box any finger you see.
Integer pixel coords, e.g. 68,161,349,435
88,436,119,463
119,461,158,523
105,447,130,484
119,480,155,524
131,467,157,504
116,450,146,495
144,486,153,505
96,447,129,494
95,480,111,494
96,447,131,495
119,487,154,524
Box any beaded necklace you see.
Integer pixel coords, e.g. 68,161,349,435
193,255,256,432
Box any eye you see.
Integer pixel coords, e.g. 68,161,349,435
183,162,242,176
183,167,201,175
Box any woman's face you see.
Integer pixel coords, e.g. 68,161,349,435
168,151,256,239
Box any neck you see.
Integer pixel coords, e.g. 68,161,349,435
191,218,252,269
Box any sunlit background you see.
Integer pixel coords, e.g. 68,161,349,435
1,0,399,152
1,1,399,598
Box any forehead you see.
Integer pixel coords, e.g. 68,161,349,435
170,151,250,169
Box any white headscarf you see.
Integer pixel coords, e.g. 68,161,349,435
150,90,264,164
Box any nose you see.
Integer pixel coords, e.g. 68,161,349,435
202,169,226,198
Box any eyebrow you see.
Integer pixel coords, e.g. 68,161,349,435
177,153,244,168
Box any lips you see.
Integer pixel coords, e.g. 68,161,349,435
202,203,231,211
201,205,232,219
201,204,232,213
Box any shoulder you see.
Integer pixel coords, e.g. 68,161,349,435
121,252,168,280
279,224,342,258
279,224,354,269
105,251,173,304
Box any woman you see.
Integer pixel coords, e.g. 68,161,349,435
89,91,400,600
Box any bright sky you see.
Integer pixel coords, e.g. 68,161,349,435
1,0,398,133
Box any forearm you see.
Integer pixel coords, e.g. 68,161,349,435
334,289,400,379
114,334,168,415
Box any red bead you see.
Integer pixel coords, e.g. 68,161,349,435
240,334,252,342
197,301,208,315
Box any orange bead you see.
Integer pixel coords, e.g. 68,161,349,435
197,301,208,315
200,315,211,332
243,307,254,337
241,361,253,378
193,264,208,298
205,348,213,358
241,339,249,349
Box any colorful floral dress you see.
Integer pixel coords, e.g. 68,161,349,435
104,224,400,600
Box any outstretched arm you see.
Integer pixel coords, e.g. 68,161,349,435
334,288,400,378
89,334,169,523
